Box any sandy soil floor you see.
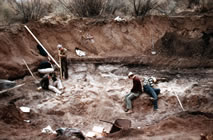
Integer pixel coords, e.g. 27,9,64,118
0,64,212,140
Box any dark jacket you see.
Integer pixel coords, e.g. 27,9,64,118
40,76,49,90
131,76,142,94
38,61,52,69
37,44,47,56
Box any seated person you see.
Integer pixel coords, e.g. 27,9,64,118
38,74,62,96
143,76,161,111
124,72,142,113
50,73,64,90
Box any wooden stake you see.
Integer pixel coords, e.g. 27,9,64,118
0,83,25,94
174,92,185,111
58,51,63,80
24,25,60,68
22,59,39,82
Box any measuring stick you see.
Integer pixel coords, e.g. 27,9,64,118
58,51,63,80
174,92,185,111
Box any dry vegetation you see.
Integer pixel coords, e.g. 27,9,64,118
0,0,212,25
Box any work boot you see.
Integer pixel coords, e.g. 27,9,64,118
154,108,159,111
126,109,134,114
37,86,42,91
124,108,129,112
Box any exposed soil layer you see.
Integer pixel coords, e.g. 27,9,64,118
0,64,212,140
0,14,213,140
0,15,213,79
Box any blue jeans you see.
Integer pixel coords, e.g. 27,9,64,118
143,85,160,110
125,92,140,110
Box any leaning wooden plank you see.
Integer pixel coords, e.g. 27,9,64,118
0,83,25,94
22,59,39,82
24,25,60,68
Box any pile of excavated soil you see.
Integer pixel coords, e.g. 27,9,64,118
0,64,212,140
0,15,212,79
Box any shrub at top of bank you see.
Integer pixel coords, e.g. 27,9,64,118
7,0,51,23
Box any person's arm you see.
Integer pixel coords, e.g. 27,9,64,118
156,77,168,82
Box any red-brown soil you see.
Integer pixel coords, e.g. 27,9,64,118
0,15,213,140
0,15,212,79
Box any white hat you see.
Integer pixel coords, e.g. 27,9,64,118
57,44,62,49
151,76,157,83
128,72,134,77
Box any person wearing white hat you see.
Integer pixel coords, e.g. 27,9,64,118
143,76,160,111
57,44,68,79
124,72,142,113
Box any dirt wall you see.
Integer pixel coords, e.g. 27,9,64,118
0,15,212,79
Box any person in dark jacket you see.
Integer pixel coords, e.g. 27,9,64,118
38,61,52,70
143,76,160,111
38,58,54,77
124,72,142,113
40,75,49,90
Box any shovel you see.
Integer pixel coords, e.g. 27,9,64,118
100,119,131,134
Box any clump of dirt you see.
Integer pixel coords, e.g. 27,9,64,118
0,104,26,125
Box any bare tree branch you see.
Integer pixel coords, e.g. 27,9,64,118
130,0,158,19
58,0,108,17
8,0,51,23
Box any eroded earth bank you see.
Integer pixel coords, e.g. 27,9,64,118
0,15,213,140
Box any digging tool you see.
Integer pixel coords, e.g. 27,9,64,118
151,31,156,55
100,119,131,134
100,120,114,125
22,59,39,84
24,25,60,68
58,51,63,80
0,83,25,94
174,92,185,111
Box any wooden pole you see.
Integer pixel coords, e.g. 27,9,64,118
0,83,25,94
22,59,39,82
174,92,185,111
24,25,60,68
58,51,63,80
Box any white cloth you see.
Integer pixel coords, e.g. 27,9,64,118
53,79,63,90
75,49,86,57
48,85,62,95
114,16,126,22
38,68,54,74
